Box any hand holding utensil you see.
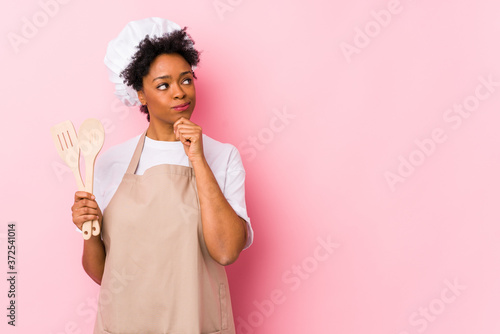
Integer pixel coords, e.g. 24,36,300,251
50,119,105,239
78,119,105,237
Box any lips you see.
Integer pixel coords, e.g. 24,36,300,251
172,102,190,111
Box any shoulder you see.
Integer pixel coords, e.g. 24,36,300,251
203,134,244,172
203,133,233,152
95,133,142,177
99,134,141,162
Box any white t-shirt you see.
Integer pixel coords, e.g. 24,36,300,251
76,132,254,250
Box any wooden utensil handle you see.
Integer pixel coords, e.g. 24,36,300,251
71,166,85,192
92,219,100,236
84,156,100,236
71,157,92,239
82,221,92,240
84,155,96,193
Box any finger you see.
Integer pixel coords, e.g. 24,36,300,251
73,207,100,220
175,126,198,137
176,123,200,131
75,215,100,227
173,117,187,135
81,199,98,209
75,206,99,215
178,132,191,146
176,127,200,136
73,199,98,211
75,191,95,202
174,117,197,136
176,125,200,136
179,131,202,146
73,211,100,230
173,116,193,128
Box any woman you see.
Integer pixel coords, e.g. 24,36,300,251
71,17,253,333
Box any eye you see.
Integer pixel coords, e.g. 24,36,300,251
182,78,192,85
157,83,169,90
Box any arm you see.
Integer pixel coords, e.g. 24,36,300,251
174,117,248,266
192,158,248,266
82,234,106,285
72,191,106,284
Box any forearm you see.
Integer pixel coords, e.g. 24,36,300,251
192,157,247,266
82,234,106,285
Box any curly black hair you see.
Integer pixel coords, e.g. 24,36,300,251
121,27,201,121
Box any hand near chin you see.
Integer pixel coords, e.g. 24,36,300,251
173,117,205,163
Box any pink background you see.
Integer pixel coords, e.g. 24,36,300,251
1,0,499,333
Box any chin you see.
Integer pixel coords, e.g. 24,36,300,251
173,110,193,121
184,109,195,119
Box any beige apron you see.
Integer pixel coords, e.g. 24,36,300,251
93,131,236,334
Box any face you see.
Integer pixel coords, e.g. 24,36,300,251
138,53,196,124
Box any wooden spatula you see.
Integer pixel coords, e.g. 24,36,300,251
50,121,92,238
78,119,105,237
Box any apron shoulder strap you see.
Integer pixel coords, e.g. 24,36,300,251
125,131,147,175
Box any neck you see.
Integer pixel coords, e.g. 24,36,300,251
146,121,178,141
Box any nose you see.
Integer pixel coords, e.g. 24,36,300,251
171,82,185,99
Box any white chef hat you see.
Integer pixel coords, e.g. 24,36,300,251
104,17,196,107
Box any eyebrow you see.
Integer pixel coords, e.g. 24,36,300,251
152,71,193,82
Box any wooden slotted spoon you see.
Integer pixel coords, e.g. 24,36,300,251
50,121,92,238
78,119,105,238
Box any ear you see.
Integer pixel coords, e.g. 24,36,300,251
137,90,147,105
